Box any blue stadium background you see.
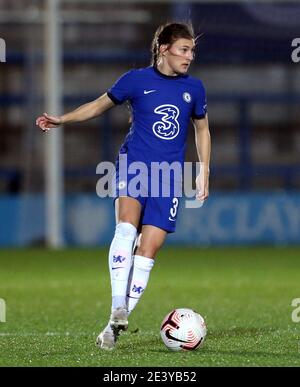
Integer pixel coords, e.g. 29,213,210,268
0,1,300,246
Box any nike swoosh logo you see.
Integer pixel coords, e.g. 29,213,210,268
126,295,140,299
112,267,125,270
165,329,188,343
168,217,176,222
144,90,156,94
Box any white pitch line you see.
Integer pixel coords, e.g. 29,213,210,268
0,331,155,337
0,332,96,337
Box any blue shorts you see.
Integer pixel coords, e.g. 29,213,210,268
113,163,182,233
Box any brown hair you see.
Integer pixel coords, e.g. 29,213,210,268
151,22,195,66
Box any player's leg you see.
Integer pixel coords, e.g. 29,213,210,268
126,225,167,315
126,192,179,316
109,196,141,310
97,196,141,349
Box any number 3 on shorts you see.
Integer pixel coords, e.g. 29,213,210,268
169,198,179,220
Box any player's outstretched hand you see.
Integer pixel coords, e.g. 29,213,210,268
36,112,62,132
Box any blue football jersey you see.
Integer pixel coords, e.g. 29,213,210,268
107,66,207,166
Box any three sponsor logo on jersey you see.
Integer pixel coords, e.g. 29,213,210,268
150,91,192,140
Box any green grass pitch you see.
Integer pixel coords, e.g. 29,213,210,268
0,247,299,367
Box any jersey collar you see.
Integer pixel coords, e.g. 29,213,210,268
152,66,188,80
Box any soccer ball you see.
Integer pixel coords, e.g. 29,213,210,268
160,308,206,351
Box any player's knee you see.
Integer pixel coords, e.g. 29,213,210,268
135,245,158,259
115,222,137,240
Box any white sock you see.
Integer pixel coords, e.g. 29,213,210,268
126,255,154,315
109,222,137,311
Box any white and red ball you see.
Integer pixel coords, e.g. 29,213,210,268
160,308,206,351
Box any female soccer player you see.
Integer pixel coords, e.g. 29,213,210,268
36,22,211,350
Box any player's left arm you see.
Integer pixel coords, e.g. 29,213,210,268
192,114,211,201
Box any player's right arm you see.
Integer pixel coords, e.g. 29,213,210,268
36,93,114,132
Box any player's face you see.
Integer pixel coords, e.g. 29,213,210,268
164,38,195,74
